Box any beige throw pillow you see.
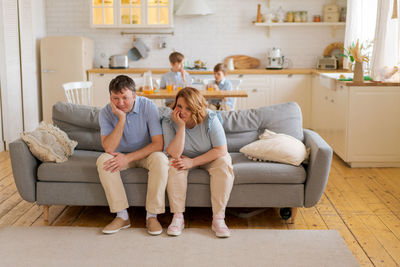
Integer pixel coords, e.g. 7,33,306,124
239,129,308,166
20,121,78,163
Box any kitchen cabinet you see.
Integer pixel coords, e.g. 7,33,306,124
232,74,269,110
311,75,347,158
91,73,115,107
91,0,173,28
270,74,311,128
230,74,311,128
311,75,400,167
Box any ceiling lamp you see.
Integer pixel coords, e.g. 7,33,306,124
175,0,213,16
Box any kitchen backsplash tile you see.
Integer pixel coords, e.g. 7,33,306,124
46,0,346,69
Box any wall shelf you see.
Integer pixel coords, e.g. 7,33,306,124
254,22,346,37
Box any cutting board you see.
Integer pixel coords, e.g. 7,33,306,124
224,55,260,69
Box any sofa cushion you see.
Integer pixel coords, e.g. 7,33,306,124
230,153,306,184
38,150,148,184
52,102,103,151
239,129,308,166
20,122,78,163
38,151,306,185
256,102,304,141
220,102,304,152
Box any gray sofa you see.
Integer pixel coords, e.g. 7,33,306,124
10,101,332,222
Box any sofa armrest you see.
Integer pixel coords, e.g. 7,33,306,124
303,129,333,208
9,139,39,203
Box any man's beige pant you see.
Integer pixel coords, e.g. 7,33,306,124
96,152,169,214
167,153,234,216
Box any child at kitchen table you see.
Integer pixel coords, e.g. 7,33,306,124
160,52,192,107
207,63,234,111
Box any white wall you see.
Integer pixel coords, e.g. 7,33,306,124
45,0,346,69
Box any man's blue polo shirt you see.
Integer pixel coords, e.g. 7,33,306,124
99,96,162,153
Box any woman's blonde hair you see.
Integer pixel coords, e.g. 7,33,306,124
172,87,207,125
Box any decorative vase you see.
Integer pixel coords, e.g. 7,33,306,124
353,61,364,82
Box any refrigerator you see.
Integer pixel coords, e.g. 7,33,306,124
40,36,94,122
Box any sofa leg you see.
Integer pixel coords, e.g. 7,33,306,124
289,207,298,224
43,205,50,224
279,207,298,224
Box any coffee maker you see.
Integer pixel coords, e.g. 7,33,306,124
266,47,285,69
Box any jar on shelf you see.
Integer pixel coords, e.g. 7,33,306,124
276,6,285,23
301,11,308,22
340,7,346,22
313,15,321,22
294,11,302,22
286,11,294,22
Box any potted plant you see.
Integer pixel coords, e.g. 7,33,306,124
341,40,372,82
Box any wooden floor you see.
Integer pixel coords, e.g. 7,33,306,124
1,151,400,266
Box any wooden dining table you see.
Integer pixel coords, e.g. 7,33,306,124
136,89,248,99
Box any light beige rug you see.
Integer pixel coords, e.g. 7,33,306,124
0,227,359,267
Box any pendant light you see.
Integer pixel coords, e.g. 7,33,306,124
175,0,213,16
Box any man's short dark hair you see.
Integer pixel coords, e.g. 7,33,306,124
109,75,136,94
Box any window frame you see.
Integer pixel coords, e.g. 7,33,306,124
90,0,174,28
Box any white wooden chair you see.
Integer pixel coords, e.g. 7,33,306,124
63,81,93,105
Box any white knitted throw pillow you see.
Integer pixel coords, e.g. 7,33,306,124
240,129,308,166
20,121,78,163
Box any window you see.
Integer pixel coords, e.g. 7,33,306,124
345,0,400,79
344,0,378,70
92,0,115,25
91,0,173,28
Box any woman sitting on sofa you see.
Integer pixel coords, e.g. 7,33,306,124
162,87,234,238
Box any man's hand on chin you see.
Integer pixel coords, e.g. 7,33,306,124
103,152,129,172
110,102,126,120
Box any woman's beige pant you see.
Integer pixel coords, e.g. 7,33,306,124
167,153,234,216
96,152,169,214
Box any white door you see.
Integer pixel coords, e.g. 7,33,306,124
0,0,24,149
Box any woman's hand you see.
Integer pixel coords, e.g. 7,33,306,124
110,102,126,121
171,156,194,170
171,108,185,127
103,152,129,172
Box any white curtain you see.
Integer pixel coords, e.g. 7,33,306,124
344,0,377,69
371,0,400,81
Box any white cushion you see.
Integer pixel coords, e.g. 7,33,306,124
20,122,78,163
239,129,308,166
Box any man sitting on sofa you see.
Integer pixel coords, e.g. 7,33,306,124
96,75,169,235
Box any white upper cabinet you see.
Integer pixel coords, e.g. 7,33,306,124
91,0,173,28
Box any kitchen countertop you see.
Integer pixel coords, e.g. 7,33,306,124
88,68,351,75
88,68,399,86
338,81,400,86
319,72,400,87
